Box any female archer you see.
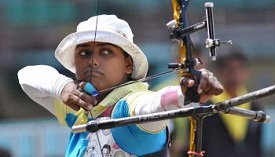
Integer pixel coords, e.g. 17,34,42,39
18,14,223,157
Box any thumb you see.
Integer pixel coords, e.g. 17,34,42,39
180,77,194,94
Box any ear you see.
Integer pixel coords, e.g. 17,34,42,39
125,56,133,74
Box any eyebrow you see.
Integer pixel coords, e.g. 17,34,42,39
76,43,90,49
76,43,114,49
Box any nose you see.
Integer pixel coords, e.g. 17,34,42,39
89,54,99,66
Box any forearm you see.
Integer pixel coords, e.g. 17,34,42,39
133,86,184,132
18,65,73,114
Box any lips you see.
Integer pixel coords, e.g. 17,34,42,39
83,68,104,78
91,70,103,77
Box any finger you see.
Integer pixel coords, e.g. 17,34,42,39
199,77,224,103
199,75,215,95
197,70,214,94
204,85,222,96
180,77,195,87
78,92,98,106
74,94,93,110
180,77,194,94
199,85,216,103
211,76,224,95
78,82,86,90
204,77,224,96
75,90,94,110
214,82,224,95
63,94,81,111
67,103,81,111
198,76,207,94
77,83,98,106
199,86,223,103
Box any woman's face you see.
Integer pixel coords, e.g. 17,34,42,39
74,41,133,91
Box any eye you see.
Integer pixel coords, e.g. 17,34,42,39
101,49,112,55
79,51,89,56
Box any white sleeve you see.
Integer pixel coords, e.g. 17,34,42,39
134,86,185,132
17,65,73,115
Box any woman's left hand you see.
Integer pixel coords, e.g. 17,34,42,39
180,68,224,103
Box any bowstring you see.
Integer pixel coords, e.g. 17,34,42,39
88,0,104,156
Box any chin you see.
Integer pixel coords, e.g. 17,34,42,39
89,80,102,90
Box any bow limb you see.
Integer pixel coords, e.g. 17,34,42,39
171,0,186,74
172,0,187,72
171,0,181,27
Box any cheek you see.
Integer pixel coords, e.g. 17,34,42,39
104,61,127,78
74,60,88,79
106,62,124,74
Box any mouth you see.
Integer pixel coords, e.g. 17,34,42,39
91,70,103,77
83,68,103,77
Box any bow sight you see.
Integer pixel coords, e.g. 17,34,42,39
166,2,232,61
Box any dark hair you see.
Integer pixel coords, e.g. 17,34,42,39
101,144,111,153
214,45,248,69
122,50,135,81
122,50,131,58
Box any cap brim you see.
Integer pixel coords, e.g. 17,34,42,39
55,30,148,79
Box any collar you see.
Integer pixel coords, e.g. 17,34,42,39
90,82,149,118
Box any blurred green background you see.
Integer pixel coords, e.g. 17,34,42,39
0,0,275,156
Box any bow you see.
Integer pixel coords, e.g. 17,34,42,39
167,0,208,156
167,1,233,156
167,0,210,157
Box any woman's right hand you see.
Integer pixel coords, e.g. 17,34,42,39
61,81,97,111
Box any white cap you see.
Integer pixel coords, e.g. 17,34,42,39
55,14,148,80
